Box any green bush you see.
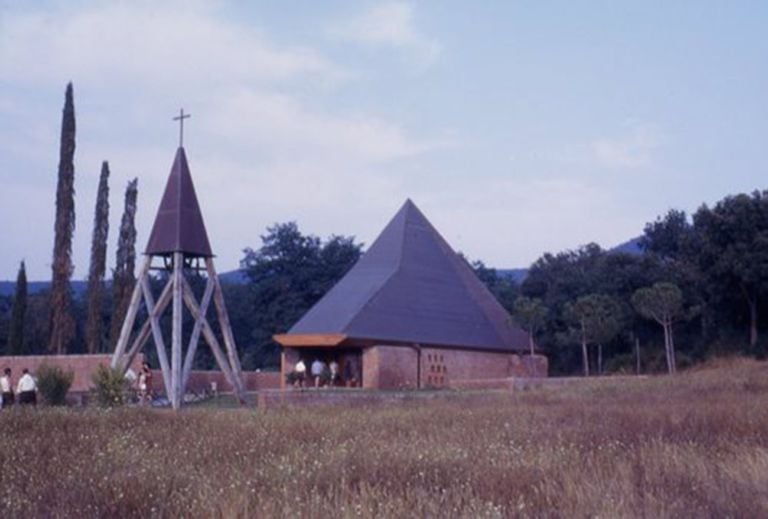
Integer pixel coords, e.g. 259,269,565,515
36,364,75,406
91,365,130,407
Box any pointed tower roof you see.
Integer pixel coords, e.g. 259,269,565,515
280,199,528,352
145,147,213,257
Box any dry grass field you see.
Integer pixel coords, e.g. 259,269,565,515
1,358,767,518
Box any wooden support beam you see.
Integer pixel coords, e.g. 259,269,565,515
206,258,245,396
111,256,151,370
119,277,174,372
170,252,184,410
142,275,172,399
181,280,242,401
181,275,215,390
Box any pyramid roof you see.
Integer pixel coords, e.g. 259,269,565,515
145,147,213,257
280,200,528,352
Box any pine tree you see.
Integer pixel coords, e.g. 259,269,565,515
8,261,28,355
85,162,110,353
50,82,77,354
109,178,138,348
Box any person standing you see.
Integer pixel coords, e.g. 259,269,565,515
16,368,37,406
0,368,14,408
137,367,148,404
294,359,307,388
139,363,153,404
329,360,339,387
311,358,325,388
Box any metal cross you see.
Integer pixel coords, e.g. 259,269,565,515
173,108,191,147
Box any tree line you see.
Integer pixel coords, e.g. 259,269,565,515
0,84,139,357
2,84,767,375
506,191,768,375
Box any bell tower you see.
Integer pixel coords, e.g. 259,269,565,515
111,111,245,409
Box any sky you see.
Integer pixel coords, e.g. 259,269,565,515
1,1,768,281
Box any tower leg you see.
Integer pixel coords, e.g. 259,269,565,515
171,252,184,410
180,279,243,402
111,256,151,370
182,275,215,391
142,275,173,399
207,258,246,398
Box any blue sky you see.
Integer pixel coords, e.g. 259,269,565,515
1,1,767,280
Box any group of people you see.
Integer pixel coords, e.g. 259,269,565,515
0,367,39,408
292,357,359,388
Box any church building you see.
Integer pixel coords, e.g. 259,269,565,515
274,200,547,390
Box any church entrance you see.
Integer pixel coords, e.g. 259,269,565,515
291,348,362,388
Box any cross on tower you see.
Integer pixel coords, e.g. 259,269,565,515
173,108,191,147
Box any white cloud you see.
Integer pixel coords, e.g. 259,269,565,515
0,2,349,89
329,2,441,65
591,124,662,169
0,2,443,279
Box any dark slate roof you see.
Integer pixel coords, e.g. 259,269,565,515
288,199,528,352
145,147,213,257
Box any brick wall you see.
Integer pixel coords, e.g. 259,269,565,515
362,345,418,389
280,345,548,391
0,354,144,393
181,370,281,394
147,370,281,395
365,345,548,390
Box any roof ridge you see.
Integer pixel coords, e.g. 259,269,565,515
343,208,409,332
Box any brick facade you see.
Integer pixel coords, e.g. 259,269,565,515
368,345,548,390
282,345,548,390
362,345,418,389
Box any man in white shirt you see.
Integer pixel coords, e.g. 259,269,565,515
16,368,37,406
293,359,307,388
0,368,13,408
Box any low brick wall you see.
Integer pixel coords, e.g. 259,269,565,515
0,354,144,393
151,370,281,395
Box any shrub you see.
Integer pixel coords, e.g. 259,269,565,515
36,364,75,406
91,365,130,407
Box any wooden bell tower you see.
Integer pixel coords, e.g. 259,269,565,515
111,110,245,409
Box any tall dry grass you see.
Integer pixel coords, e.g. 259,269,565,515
0,358,767,517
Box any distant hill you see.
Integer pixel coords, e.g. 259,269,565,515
497,268,529,283
0,270,248,297
496,236,644,284
611,237,644,256
0,237,647,296
0,280,85,297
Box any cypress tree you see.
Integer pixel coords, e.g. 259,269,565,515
8,261,28,355
85,161,110,353
109,178,138,348
50,82,77,354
